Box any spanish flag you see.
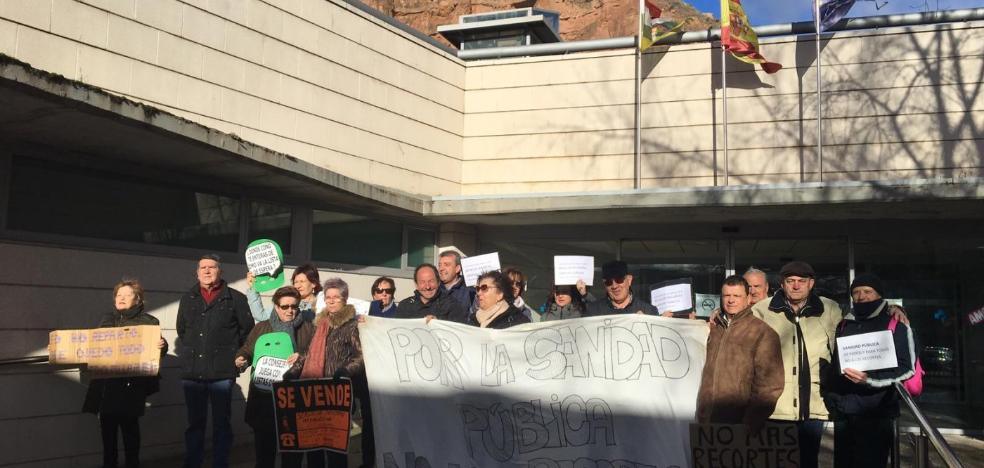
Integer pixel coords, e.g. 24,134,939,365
720,0,782,73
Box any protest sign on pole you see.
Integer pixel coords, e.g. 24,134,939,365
690,422,800,468
49,325,161,378
360,315,709,467
246,238,285,293
553,255,594,285
460,252,501,287
273,378,353,453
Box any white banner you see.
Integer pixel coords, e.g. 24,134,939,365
361,315,709,468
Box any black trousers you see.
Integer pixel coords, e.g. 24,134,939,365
100,413,141,468
834,416,894,468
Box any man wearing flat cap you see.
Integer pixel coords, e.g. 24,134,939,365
750,260,842,468
580,260,658,316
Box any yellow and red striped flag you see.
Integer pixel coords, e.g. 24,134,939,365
639,0,683,51
720,0,782,73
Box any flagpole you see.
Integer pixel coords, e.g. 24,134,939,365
814,0,824,182
721,44,729,187
634,0,643,190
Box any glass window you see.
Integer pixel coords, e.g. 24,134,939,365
248,201,292,254
407,228,435,267
7,157,240,251
621,239,727,313
734,238,849,306
311,210,402,268
854,237,984,405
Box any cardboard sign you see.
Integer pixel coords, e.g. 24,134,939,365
246,239,285,293
460,252,500,287
254,356,292,391
837,330,898,372
691,423,800,468
553,255,594,286
49,325,161,378
273,378,353,453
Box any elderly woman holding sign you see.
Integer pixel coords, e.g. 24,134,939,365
82,279,167,468
467,271,531,329
247,263,323,322
235,286,315,468
286,277,364,468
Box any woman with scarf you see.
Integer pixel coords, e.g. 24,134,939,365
82,279,167,468
823,274,917,468
234,286,315,468
539,284,586,322
246,264,322,322
468,271,531,329
289,277,364,468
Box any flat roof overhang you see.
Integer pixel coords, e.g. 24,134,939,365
0,56,427,220
437,16,562,49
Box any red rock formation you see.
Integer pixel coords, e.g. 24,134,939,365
362,0,717,47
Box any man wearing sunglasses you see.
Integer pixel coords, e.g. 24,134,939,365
582,260,658,317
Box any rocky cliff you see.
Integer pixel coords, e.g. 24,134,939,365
361,0,718,46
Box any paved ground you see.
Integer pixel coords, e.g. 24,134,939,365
146,426,982,467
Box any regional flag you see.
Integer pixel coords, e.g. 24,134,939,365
817,0,856,31
639,0,683,51
720,0,782,73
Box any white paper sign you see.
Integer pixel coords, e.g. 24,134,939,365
360,315,709,467
253,356,291,391
245,241,282,276
694,293,720,318
460,252,500,287
837,330,898,372
553,255,594,285
650,279,694,313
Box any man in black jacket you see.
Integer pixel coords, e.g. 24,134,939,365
582,260,658,316
176,254,254,468
396,263,469,323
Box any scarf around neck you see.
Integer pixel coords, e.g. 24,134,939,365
300,304,356,379
476,300,510,328
852,298,886,319
269,306,305,349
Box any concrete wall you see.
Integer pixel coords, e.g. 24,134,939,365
0,0,465,196
0,241,414,467
461,21,984,194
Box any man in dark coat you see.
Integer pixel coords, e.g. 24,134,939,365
175,254,254,468
697,275,784,431
438,250,476,310
396,263,469,323
582,260,658,316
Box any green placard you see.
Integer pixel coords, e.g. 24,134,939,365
246,238,285,293
251,331,295,370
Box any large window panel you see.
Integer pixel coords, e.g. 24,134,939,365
407,228,436,267
734,238,849,305
248,201,292,254
7,157,240,251
621,239,727,307
311,210,403,268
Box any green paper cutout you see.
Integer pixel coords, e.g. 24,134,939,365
251,331,295,370
246,238,285,293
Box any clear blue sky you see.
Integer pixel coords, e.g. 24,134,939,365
686,0,984,25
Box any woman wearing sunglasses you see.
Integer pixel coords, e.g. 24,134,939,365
468,270,531,329
368,276,399,318
234,286,315,468
246,264,322,323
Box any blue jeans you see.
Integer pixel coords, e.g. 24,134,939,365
182,379,234,468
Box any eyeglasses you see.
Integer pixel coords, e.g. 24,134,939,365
276,303,300,310
553,289,572,295
511,281,524,288
476,284,498,293
373,287,395,295
603,276,627,286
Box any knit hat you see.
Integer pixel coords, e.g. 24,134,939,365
779,261,815,278
850,273,885,296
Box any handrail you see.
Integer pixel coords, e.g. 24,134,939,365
0,355,49,366
895,382,964,468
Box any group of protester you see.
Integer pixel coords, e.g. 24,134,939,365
83,251,917,468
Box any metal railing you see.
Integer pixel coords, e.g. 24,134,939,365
893,382,964,468
0,355,48,366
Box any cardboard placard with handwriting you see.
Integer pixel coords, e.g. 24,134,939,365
48,325,161,378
